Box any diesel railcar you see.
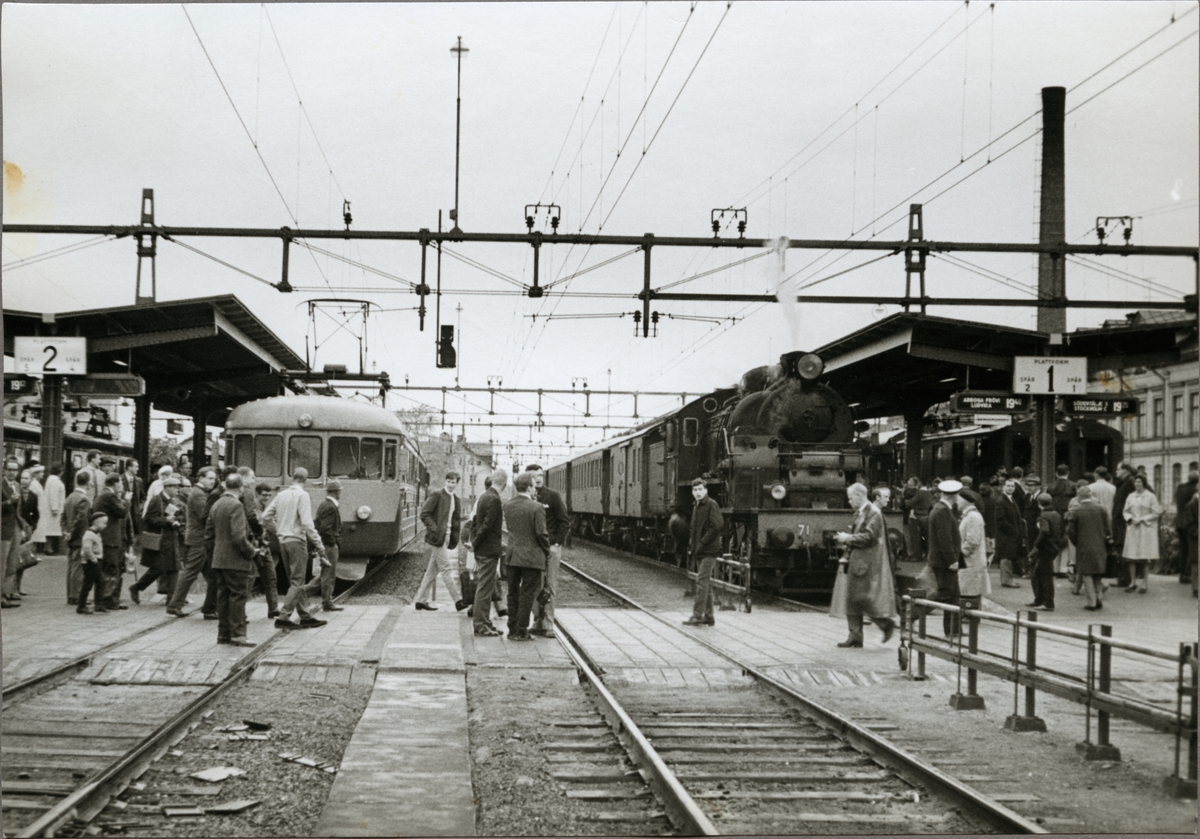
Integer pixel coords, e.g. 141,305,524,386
224,395,427,568
548,351,898,596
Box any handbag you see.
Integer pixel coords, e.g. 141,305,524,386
137,530,162,551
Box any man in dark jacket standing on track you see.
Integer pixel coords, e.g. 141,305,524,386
527,464,569,639
926,479,963,637
207,474,257,647
91,473,130,611
471,469,507,637
684,477,724,627
503,471,550,641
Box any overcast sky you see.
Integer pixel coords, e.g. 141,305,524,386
3,2,1197,457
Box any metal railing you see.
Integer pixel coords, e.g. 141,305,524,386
685,553,752,612
900,594,1197,797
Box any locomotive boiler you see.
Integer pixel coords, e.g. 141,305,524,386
547,351,896,597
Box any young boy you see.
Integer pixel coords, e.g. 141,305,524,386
78,512,108,614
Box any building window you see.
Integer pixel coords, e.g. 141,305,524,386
1174,394,1184,436
1191,392,1199,435
1153,397,1165,439
1138,400,1147,439
1153,464,1163,497
1173,463,1182,494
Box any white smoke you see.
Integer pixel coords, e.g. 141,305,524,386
770,236,801,352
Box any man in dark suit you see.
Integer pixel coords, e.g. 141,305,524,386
471,469,507,637
902,477,932,562
62,470,93,605
166,467,218,618
684,478,725,627
1,458,22,608
313,480,344,612
926,479,963,636
414,471,465,611
206,474,257,647
1110,462,1137,587
527,464,570,639
994,478,1024,588
502,471,550,641
121,460,146,539
90,473,130,610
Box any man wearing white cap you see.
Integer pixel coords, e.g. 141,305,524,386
927,479,963,637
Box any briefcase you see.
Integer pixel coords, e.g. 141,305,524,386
138,531,162,552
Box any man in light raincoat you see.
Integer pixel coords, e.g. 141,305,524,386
832,482,898,648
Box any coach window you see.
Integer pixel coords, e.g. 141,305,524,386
361,438,383,480
384,442,397,480
233,434,254,468
288,436,322,478
329,437,361,479
255,434,283,478
683,417,699,447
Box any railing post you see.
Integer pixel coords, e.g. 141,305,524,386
1078,624,1121,760
951,601,985,710
1005,611,1047,732
916,599,927,681
1162,642,1198,798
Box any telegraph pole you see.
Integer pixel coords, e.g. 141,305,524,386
450,36,469,235
1032,86,1066,480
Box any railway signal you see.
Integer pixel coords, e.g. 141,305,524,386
436,324,457,369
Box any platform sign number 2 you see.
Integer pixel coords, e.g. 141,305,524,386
13,337,88,376
1012,356,1086,395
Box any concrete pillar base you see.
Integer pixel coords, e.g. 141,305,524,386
950,692,986,711
1076,740,1122,761
1004,714,1047,732
1162,774,1197,799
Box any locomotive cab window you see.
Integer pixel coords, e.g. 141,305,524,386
233,434,254,469
384,442,397,480
683,417,699,447
329,437,361,479
361,438,383,480
288,436,322,478
254,434,283,478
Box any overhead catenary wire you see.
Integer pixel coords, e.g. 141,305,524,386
165,237,278,288
1,235,114,270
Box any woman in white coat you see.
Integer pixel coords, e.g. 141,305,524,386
953,489,992,617
28,464,49,553
1122,475,1162,593
42,465,66,555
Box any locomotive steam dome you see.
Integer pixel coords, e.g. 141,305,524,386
728,351,854,444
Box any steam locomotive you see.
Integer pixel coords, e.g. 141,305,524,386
546,351,897,596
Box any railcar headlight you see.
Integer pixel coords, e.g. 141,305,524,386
356,505,372,521
770,482,788,501
797,353,824,380
297,413,314,429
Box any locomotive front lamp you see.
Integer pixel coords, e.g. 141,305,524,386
356,505,372,521
796,353,824,380
770,482,788,501
297,413,314,429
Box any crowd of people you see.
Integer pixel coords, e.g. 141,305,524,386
898,462,1199,621
0,450,342,647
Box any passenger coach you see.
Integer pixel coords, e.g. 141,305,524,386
224,395,427,568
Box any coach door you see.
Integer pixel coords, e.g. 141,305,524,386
611,442,630,516
628,438,643,518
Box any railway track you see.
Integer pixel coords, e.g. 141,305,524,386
555,558,1046,835
0,547,405,839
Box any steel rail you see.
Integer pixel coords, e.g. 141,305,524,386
12,540,414,837
3,223,1196,257
561,557,1048,835
553,619,719,836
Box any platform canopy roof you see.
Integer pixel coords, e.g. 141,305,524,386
3,295,306,425
811,310,1195,421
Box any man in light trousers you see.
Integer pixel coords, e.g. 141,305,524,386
414,471,466,611
262,467,328,630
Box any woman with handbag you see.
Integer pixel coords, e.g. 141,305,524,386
128,478,185,604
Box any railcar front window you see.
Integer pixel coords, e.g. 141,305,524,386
233,434,254,468
255,435,283,478
362,438,383,480
289,436,322,478
329,437,361,479
385,442,397,480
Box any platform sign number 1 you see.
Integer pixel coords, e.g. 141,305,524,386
1012,356,1087,395
13,337,88,376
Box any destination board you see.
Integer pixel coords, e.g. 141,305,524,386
950,391,1032,413
1061,396,1138,416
